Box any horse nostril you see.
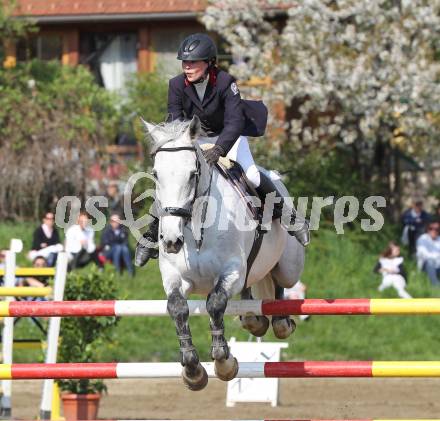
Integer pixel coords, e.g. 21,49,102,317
159,234,164,240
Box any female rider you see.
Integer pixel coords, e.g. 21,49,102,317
135,33,309,267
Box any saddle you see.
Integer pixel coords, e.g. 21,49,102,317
199,144,261,220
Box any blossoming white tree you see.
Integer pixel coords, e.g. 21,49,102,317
203,0,440,209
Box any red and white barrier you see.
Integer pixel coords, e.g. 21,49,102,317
2,298,440,317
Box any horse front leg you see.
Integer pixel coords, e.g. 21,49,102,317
206,280,238,381
167,288,208,391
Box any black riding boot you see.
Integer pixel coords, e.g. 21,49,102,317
135,217,159,267
255,172,310,247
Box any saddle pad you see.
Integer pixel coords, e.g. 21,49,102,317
218,163,261,221
199,144,266,288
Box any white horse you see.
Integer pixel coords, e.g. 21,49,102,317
143,116,305,391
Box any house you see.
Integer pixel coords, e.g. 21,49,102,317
9,0,212,92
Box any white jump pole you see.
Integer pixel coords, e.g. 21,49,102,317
0,251,15,418
39,252,68,420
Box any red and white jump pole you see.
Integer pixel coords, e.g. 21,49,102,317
1,361,440,379
2,298,440,317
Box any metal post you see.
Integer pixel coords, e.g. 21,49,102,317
0,251,15,418
39,252,68,420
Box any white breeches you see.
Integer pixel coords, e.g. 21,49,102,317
198,135,261,188
378,274,412,299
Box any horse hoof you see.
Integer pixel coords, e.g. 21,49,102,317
272,317,296,339
182,363,208,391
241,314,270,337
215,355,239,381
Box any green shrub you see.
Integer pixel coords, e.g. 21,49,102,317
56,266,120,394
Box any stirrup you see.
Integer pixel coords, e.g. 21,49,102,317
287,216,310,247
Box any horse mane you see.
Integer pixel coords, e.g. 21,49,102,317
148,119,192,154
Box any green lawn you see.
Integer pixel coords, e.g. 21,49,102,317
2,221,440,364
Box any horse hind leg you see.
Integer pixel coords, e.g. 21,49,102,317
270,235,304,339
239,286,270,337
271,282,296,340
167,288,208,391
206,282,238,381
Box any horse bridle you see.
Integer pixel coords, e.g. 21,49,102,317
150,146,201,220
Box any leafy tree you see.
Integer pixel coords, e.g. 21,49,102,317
0,61,119,219
122,72,168,145
203,0,440,217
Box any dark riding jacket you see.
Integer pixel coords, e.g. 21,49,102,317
167,69,245,154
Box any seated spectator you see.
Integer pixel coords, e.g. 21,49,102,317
401,200,431,255
65,212,102,270
19,256,49,288
374,241,411,298
101,214,134,276
417,221,440,286
28,212,63,267
284,280,309,321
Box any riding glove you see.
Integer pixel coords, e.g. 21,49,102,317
202,144,225,165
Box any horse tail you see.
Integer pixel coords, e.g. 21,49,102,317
250,273,275,300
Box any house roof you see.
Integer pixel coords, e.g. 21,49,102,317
15,0,206,18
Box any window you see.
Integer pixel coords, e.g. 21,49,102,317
16,34,62,62
79,32,137,94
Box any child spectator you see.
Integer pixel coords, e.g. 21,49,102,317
374,241,411,298
101,214,134,276
28,212,63,266
19,256,50,288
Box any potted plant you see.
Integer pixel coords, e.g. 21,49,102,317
57,266,119,420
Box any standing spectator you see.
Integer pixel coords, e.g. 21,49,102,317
401,200,431,255
101,214,134,276
416,221,440,286
434,203,440,221
105,181,124,218
28,212,63,266
65,212,102,270
374,241,411,298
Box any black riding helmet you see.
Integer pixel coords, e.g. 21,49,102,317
177,33,217,62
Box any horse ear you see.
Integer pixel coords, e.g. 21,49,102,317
140,118,158,142
188,115,201,142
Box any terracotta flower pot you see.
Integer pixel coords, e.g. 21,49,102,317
61,393,101,420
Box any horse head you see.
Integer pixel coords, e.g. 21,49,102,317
143,115,207,254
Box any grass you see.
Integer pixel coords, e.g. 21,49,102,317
2,220,440,364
